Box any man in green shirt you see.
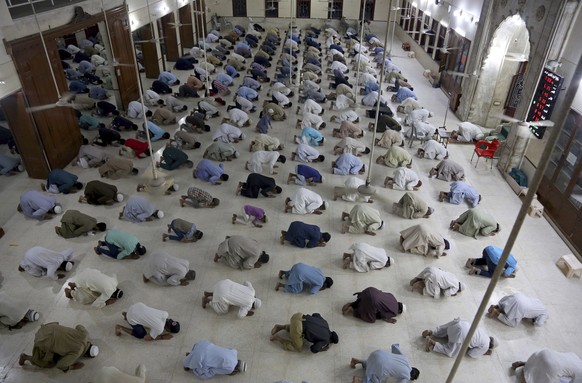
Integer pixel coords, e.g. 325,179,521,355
55,210,106,238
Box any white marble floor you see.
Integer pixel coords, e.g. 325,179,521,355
0,22,581,383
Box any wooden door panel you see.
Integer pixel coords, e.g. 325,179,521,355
139,24,160,79
162,13,180,61
179,5,194,49
107,8,140,109
0,92,49,179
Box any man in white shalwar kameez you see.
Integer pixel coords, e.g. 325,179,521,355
19,246,74,281
385,167,421,191
332,95,356,111
342,242,392,272
246,151,286,174
405,108,432,126
342,204,383,235
400,224,450,258
417,139,447,160
285,187,327,215
142,252,196,286
227,108,251,127
302,99,323,115
202,279,262,318
409,267,464,299
0,292,40,329
423,317,496,358
120,195,163,223
212,123,245,143
511,349,582,383
488,292,549,327
333,152,364,175
293,143,324,163
65,268,122,308
301,112,325,129
451,121,485,142
405,120,436,139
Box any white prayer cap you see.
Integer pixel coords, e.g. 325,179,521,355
78,158,89,169
156,210,165,219
17,164,24,172
268,109,274,114
116,193,124,202
401,304,407,313
254,298,262,309
65,261,73,272
172,184,180,191
263,214,268,223
234,151,240,158
53,204,62,214
490,337,499,348
323,201,329,209
320,175,325,183
89,344,99,357
388,256,395,266
240,133,246,140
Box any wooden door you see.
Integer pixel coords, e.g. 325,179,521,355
138,24,160,79
0,92,50,179
7,35,81,171
179,5,194,49
162,13,180,61
107,7,140,110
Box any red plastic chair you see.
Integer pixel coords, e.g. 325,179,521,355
471,139,500,168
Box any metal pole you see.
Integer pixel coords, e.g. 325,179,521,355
196,0,211,91
363,2,391,188
289,0,294,88
353,0,367,101
444,60,582,383
389,3,396,56
128,3,159,182
191,0,198,44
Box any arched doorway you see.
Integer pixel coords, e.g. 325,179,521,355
471,14,530,127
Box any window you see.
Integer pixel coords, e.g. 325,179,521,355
328,0,342,19
233,0,247,17
297,0,311,19
265,0,278,18
360,0,375,21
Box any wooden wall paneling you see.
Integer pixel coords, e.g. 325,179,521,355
107,8,140,109
138,24,161,79
162,12,180,61
0,91,50,179
179,5,194,49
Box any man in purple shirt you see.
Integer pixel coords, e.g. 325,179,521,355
232,205,268,227
194,159,229,185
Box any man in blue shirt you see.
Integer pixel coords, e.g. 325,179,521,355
143,121,170,142
43,169,83,194
275,263,333,294
158,71,180,86
351,344,420,383
467,245,517,278
392,87,417,103
237,86,259,101
194,159,229,185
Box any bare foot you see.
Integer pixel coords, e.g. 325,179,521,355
115,325,122,336
349,357,359,369
18,354,27,366
421,330,432,338
232,214,237,224
271,324,284,335
179,197,186,207
213,254,220,262
162,234,169,242
278,270,285,279
425,338,436,352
